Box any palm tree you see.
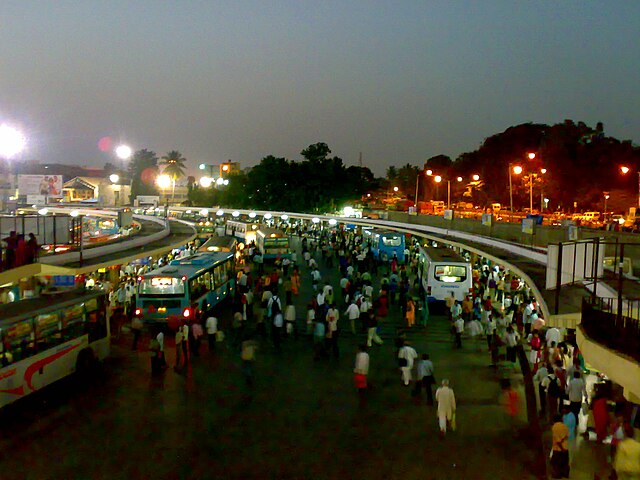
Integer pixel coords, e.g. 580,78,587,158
161,150,187,204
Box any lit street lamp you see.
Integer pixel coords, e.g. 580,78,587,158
109,174,120,184
0,124,26,159
199,176,213,188
620,166,640,208
115,144,132,161
433,174,468,210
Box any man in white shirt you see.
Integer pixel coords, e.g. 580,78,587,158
454,317,464,349
545,327,562,347
326,304,340,358
566,371,587,423
345,300,360,335
205,315,218,351
398,342,418,386
523,300,534,336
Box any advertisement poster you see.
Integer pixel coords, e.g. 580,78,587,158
18,175,63,197
522,218,535,235
443,209,453,220
481,213,492,226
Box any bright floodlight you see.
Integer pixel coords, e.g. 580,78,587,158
38,208,49,216
200,209,209,217
109,174,120,183
513,166,523,175
199,176,213,188
541,168,547,174
457,176,463,182
527,152,536,160
249,212,257,218
426,169,433,176
393,186,399,192
199,163,206,170
232,211,240,217
156,174,171,189
216,209,224,216
280,214,288,221
472,174,480,181
621,166,630,174
328,219,337,226
216,177,224,186
264,213,272,219
69,210,79,217
115,144,132,160
434,175,442,183
0,124,26,159
311,217,320,224
223,179,229,185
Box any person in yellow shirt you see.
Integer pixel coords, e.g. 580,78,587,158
550,414,570,479
614,424,640,480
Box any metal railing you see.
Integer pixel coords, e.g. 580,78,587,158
581,297,640,362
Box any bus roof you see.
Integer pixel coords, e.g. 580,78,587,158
143,252,233,280
420,245,467,264
0,290,106,326
198,235,237,252
256,227,286,237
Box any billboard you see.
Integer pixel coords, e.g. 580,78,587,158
18,175,63,197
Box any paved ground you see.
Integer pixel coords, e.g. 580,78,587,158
0,236,610,479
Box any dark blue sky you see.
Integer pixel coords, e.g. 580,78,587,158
1,1,638,175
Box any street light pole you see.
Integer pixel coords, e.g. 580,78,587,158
447,180,451,210
508,164,514,222
529,174,533,213
414,175,419,210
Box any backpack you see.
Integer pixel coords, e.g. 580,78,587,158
270,297,281,317
547,375,560,397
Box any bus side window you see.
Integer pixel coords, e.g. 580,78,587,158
0,331,11,366
36,312,64,351
226,259,234,283
203,272,213,291
5,320,35,363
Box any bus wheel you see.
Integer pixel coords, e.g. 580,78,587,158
75,348,97,378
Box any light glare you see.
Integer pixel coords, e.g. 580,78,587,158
0,124,26,159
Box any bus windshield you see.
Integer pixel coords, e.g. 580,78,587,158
434,265,467,283
381,235,402,247
139,277,185,296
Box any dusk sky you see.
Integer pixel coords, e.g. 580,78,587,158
1,1,639,175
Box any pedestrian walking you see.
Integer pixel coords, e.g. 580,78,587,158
131,316,143,350
191,321,203,356
366,309,383,347
325,303,339,359
205,314,218,351
550,414,570,479
435,380,456,438
453,316,464,349
353,344,369,407
398,342,417,386
412,353,435,405
240,336,258,387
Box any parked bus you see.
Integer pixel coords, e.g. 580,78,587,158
363,229,406,263
225,219,260,245
194,217,216,237
0,290,109,409
417,241,472,302
135,251,235,324
256,228,291,260
197,235,237,254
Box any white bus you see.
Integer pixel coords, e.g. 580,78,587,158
225,219,260,245
0,290,110,408
417,241,473,302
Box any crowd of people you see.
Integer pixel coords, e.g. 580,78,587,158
1,231,40,270
101,222,638,478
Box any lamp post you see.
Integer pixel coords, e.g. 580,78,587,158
620,166,640,209
433,175,469,210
